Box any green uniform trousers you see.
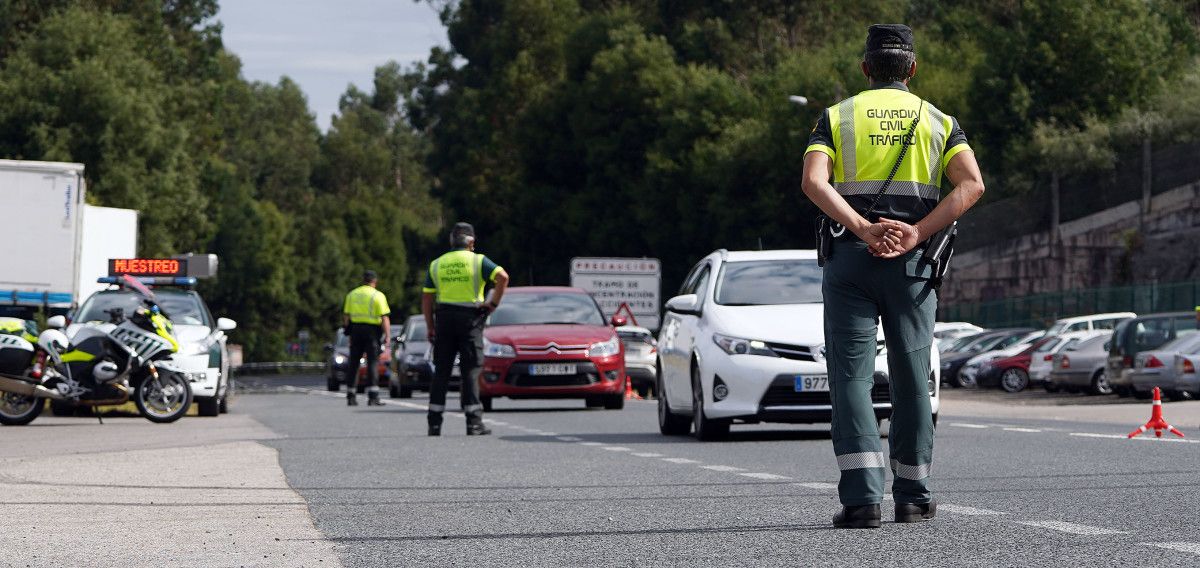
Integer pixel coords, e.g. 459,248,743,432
823,239,937,506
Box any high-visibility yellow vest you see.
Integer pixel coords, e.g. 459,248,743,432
807,88,970,222
428,250,486,306
344,285,390,325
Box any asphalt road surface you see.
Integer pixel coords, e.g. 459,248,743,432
5,375,1200,567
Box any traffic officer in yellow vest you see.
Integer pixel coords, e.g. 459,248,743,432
343,270,391,406
801,24,986,528
421,222,509,436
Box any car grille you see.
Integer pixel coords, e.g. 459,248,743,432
760,375,890,407
506,361,599,387
765,342,820,361
515,343,589,356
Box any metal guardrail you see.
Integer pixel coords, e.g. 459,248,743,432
233,362,326,376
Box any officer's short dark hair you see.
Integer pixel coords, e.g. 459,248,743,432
864,49,915,83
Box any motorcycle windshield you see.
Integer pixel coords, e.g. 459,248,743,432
120,274,158,302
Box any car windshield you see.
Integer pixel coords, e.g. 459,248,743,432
946,334,983,352
76,290,210,326
336,330,349,348
1158,332,1200,354
714,259,822,306
406,321,427,341
488,292,606,326
994,332,1036,350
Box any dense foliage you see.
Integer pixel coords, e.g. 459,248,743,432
0,1,1195,358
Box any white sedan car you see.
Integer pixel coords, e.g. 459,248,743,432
656,249,940,440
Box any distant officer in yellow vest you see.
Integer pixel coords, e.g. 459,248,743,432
343,270,391,406
802,24,986,528
421,222,509,436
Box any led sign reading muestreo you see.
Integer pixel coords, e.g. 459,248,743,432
108,258,187,277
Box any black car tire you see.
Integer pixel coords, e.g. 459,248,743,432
1132,388,1151,400
604,394,625,410
1114,386,1130,397
389,383,400,398
585,396,604,408
219,393,229,414
1167,389,1192,402
1043,381,1061,393
197,396,220,417
398,386,413,398
999,368,1029,393
953,369,974,389
1088,370,1112,396
326,375,339,392
657,364,690,436
692,365,729,441
481,396,493,412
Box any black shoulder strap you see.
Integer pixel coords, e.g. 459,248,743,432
862,99,925,220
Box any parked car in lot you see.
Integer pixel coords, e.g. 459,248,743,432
1177,350,1200,398
1128,333,1200,400
975,336,1057,392
654,249,939,441
617,325,657,398
479,287,627,411
941,328,1035,388
325,329,392,393
957,330,1044,388
1108,312,1197,397
938,331,987,355
392,315,459,398
934,322,985,342
1028,330,1108,384
1045,312,1135,336
1047,334,1113,395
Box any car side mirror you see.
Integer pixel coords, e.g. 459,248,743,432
46,315,67,329
665,294,700,316
611,315,628,327
217,317,237,331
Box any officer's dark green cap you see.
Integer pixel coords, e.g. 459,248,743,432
363,270,377,282
451,222,475,238
866,24,914,53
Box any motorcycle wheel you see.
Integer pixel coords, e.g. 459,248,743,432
135,372,193,424
0,392,44,426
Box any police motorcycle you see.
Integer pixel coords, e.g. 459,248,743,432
0,276,193,425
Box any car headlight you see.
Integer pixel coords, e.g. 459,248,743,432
587,336,621,358
483,338,516,358
712,333,779,357
333,355,347,365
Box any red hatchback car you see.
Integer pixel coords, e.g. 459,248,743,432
977,337,1055,393
479,287,627,411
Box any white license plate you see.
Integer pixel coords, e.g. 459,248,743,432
794,375,829,392
529,363,578,376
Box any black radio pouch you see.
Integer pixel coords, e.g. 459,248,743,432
920,220,957,289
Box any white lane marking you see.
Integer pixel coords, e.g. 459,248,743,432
1003,427,1042,433
661,458,701,464
632,452,663,458
601,446,632,452
487,420,509,426
739,472,792,481
1070,433,1126,440
538,432,558,436
579,442,604,447
948,423,990,429
793,482,837,490
1140,542,1200,556
700,465,746,472
940,504,1005,516
556,436,582,442
1016,520,1127,535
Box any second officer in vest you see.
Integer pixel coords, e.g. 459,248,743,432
421,222,509,436
801,24,986,528
343,270,391,406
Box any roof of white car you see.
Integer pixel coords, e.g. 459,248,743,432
617,325,652,334
714,249,818,262
1052,312,1136,324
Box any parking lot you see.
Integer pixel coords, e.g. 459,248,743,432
3,375,1200,567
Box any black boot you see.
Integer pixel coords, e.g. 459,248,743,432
367,393,383,406
428,423,441,436
832,504,881,529
347,393,358,406
466,423,492,436
895,500,937,523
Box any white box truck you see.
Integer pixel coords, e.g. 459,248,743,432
0,159,137,315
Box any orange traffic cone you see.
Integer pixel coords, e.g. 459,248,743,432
1128,387,1185,439
624,376,643,400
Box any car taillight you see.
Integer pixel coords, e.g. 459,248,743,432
1043,354,1053,361
1061,356,1070,369
1181,359,1196,374
1145,355,1164,368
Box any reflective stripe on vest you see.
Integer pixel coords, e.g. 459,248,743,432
828,90,954,203
431,250,486,306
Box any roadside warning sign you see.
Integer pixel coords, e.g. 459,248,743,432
570,257,661,330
